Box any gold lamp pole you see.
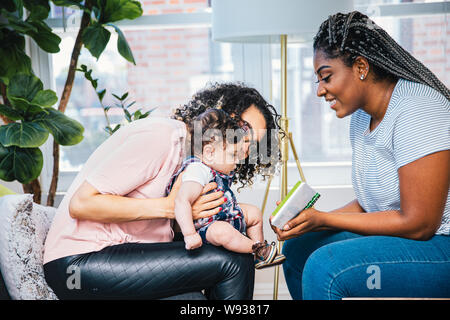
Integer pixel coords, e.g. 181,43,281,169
273,34,289,301
270,34,308,300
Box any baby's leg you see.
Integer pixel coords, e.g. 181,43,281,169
206,221,255,253
240,203,264,243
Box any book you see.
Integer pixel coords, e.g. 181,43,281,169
271,181,320,230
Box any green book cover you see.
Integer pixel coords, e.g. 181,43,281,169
271,181,320,229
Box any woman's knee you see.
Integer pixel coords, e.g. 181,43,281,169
281,237,299,261
282,232,362,299
301,239,364,300
282,231,361,266
301,244,342,299
281,231,326,263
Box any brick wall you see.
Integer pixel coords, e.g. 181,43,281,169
411,15,449,87
140,0,208,15
124,27,210,117
124,0,210,117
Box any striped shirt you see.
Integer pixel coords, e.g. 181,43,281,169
350,79,450,235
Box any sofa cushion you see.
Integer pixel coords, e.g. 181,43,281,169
0,194,58,300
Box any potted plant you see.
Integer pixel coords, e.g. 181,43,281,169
0,0,143,204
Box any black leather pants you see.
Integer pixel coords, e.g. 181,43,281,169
43,240,254,300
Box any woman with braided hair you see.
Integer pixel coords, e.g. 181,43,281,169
273,11,449,299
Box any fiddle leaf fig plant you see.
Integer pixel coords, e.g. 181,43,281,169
0,73,84,184
0,0,142,205
82,0,142,64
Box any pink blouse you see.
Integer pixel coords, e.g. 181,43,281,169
43,118,186,264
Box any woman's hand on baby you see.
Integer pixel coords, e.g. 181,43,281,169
167,174,225,219
191,182,225,220
184,233,202,250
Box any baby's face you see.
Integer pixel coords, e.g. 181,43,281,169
204,141,244,175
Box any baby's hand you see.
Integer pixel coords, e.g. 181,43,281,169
184,233,202,250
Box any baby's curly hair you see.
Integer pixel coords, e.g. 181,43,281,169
173,82,281,189
187,108,244,156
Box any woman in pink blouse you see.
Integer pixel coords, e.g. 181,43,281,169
43,83,280,300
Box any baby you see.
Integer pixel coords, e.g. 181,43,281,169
166,109,285,269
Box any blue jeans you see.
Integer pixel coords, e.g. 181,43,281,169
281,231,450,300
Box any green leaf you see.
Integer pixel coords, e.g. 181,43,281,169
0,0,20,12
107,23,135,65
23,0,50,20
125,100,135,109
140,108,155,119
97,88,106,102
112,93,122,101
1,10,39,33
133,109,141,120
31,89,58,108
0,31,32,84
0,104,24,121
82,23,111,59
51,0,83,5
120,92,129,100
25,20,61,53
7,73,43,101
112,123,121,133
8,96,30,112
0,144,43,184
123,109,132,122
84,69,93,81
6,75,55,116
0,122,49,148
8,97,46,116
33,108,84,146
78,64,88,72
51,0,89,13
0,28,26,51
100,0,142,23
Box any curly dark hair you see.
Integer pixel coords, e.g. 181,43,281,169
187,108,243,156
172,82,281,189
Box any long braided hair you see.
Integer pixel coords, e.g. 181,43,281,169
313,11,450,100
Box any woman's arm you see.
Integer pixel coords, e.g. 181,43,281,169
69,177,225,223
270,196,365,233
275,150,449,241
69,181,172,223
330,199,365,213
